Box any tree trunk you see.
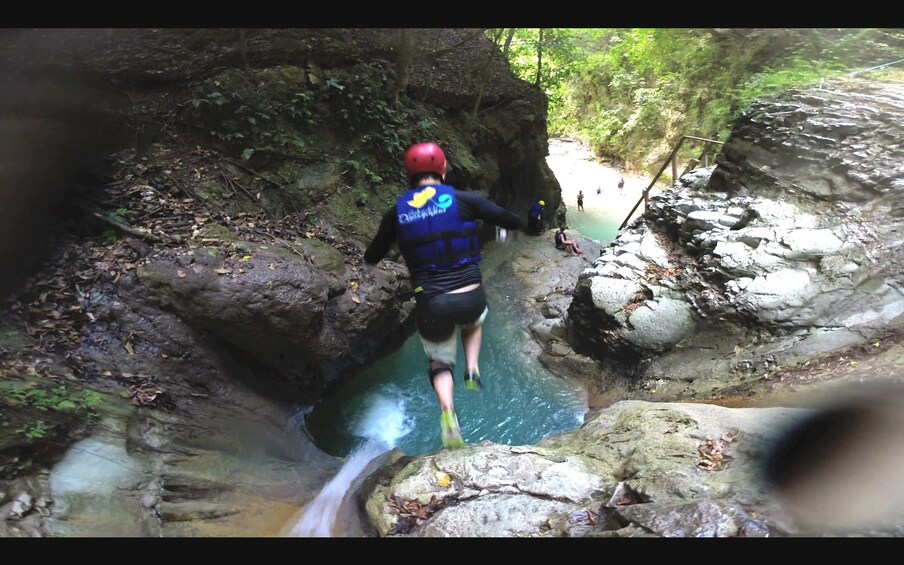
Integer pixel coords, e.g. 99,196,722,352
535,28,544,87
394,29,413,102
471,48,494,119
502,28,516,59
238,29,250,72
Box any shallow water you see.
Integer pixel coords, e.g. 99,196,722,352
547,138,659,244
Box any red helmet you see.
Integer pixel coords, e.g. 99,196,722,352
404,142,447,181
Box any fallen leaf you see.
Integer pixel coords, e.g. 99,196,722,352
177,270,186,278
435,472,452,488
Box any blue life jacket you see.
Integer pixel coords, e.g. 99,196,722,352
396,184,481,274
528,202,543,220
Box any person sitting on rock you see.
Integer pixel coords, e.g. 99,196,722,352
554,226,582,256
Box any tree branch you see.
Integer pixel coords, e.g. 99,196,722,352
90,211,164,243
427,29,490,60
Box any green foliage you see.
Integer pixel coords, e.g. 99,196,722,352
109,208,138,225
344,155,384,185
734,58,846,109
185,61,441,190
2,381,105,439
17,421,49,440
4,383,103,415
333,61,437,153
286,91,315,121
190,91,227,108
320,60,441,187
100,209,136,245
185,69,320,162
493,28,904,174
100,229,117,246
489,28,586,133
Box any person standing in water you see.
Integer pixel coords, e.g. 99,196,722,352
364,142,523,449
577,190,584,211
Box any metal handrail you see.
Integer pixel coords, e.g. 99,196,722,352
617,135,724,230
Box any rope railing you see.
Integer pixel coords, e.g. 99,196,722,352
847,58,904,76
819,58,904,89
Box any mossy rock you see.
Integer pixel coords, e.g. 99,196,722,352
194,181,226,202
254,66,308,88
0,320,32,352
269,37,310,55
196,223,237,242
292,238,346,277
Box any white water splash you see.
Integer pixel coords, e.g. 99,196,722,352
290,394,411,537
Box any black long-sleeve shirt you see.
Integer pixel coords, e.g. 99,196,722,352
365,188,522,298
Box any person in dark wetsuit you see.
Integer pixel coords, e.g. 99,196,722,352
364,142,523,449
526,200,545,234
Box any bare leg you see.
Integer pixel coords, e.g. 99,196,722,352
461,324,482,374
431,361,464,448
429,361,455,412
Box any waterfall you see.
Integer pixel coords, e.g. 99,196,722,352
289,394,411,537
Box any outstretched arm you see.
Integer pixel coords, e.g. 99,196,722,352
456,190,523,230
364,207,397,264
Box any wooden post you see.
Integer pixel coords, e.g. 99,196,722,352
617,136,723,231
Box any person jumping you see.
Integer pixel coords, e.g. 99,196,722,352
365,142,523,449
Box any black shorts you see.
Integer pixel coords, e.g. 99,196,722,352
415,286,488,363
